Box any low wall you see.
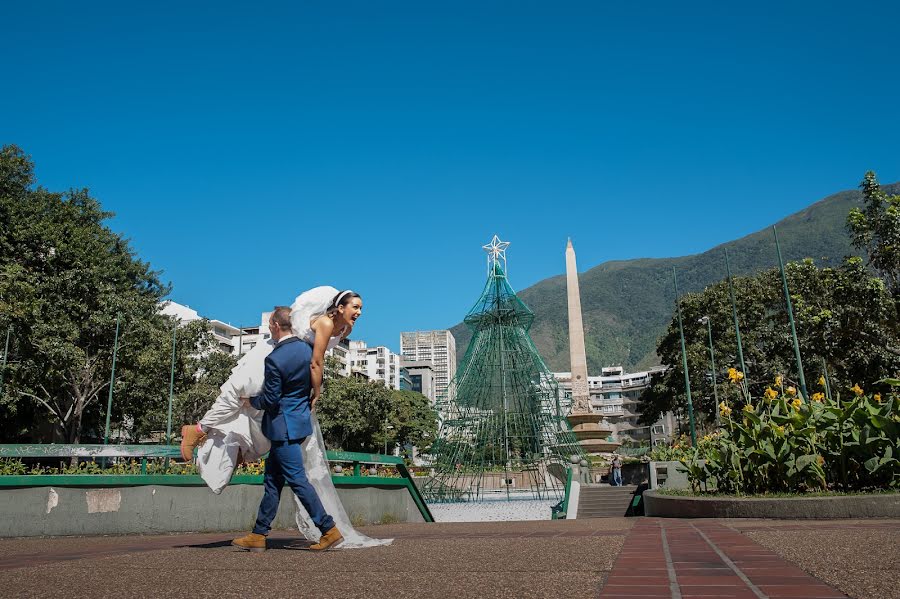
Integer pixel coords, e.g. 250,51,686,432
0,483,425,538
644,490,900,519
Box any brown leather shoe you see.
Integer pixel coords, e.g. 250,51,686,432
180,424,207,461
232,532,266,552
308,526,343,551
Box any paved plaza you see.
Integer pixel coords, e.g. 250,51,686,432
0,518,897,599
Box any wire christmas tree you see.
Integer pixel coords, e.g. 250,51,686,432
425,236,584,502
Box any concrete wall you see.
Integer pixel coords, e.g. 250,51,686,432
644,490,900,519
0,484,425,538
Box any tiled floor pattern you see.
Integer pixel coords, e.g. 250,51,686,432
600,519,847,599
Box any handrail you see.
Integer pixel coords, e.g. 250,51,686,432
561,466,573,516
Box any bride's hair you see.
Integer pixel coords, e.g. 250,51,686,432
326,290,361,317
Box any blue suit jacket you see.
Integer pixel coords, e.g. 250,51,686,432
249,337,314,442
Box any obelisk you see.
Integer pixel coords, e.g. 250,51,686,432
566,238,591,414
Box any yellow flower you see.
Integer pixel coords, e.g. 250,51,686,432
874,393,882,403
764,387,779,400
728,368,745,383
743,404,755,413
851,384,864,396
786,386,797,397
811,392,825,402
775,375,783,387
791,398,802,410
817,455,825,466
773,424,785,436
718,401,732,417
818,376,826,387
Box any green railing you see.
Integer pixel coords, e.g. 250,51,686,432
551,466,573,520
0,444,433,523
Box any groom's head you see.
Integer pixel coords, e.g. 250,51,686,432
269,306,292,342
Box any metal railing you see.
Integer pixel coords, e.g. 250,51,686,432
0,444,434,523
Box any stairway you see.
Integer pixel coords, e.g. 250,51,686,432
576,485,638,518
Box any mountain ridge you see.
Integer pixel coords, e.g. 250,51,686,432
450,182,900,373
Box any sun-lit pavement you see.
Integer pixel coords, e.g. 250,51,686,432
0,518,896,599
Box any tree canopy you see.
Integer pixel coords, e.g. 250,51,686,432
0,144,235,443
638,257,900,427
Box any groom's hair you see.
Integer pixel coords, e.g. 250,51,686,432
271,306,292,330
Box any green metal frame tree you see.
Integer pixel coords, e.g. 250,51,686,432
425,237,584,502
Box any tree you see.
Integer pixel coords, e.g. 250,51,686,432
0,145,236,444
388,389,438,455
638,258,900,427
317,375,394,452
0,145,172,443
847,171,900,296
115,319,237,441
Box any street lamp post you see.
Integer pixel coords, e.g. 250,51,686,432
773,226,808,400
673,267,697,446
724,249,747,378
700,316,719,426
103,315,121,446
0,325,10,396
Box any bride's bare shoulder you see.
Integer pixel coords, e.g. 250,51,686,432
311,315,335,333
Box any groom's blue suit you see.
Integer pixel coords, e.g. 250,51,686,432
249,336,334,536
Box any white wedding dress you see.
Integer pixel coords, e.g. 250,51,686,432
195,286,391,548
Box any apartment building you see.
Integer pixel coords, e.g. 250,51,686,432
400,330,457,403
554,365,675,445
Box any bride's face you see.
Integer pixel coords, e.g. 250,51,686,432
337,298,363,328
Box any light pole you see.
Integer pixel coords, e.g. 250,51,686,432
774,226,808,400
0,325,10,397
724,249,747,378
103,314,121,446
673,267,696,446
700,316,719,426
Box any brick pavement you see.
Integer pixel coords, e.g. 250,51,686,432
601,519,875,599
0,518,896,598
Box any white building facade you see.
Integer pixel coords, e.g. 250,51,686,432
400,330,457,403
554,365,675,445
348,340,402,389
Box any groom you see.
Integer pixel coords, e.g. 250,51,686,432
232,306,343,552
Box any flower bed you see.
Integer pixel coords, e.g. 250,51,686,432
675,376,898,495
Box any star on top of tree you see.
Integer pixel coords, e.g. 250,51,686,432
482,234,510,273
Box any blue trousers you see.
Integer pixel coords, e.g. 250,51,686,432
252,439,335,535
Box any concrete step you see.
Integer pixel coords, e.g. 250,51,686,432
576,485,638,518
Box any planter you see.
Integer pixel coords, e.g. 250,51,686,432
643,490,900,519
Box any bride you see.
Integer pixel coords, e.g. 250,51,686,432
181,286,391,549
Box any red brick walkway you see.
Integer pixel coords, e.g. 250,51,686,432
601,519,846,599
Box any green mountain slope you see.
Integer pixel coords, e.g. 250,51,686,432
450,182,899,373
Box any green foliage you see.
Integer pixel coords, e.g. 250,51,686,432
317,375,393,452
847,171,900,295
0,145,236,443
389,389,438,455
317,376,437,455
638,257,900,426
451,181,899,372
679,382,899,494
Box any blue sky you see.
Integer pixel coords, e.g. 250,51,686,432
3,1,898,352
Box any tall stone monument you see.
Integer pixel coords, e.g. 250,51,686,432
565,239,619,453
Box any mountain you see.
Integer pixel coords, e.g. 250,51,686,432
450,182,900,373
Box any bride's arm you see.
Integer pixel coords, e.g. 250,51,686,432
309,317,335,410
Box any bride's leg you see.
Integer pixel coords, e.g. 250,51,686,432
180,384,241,461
